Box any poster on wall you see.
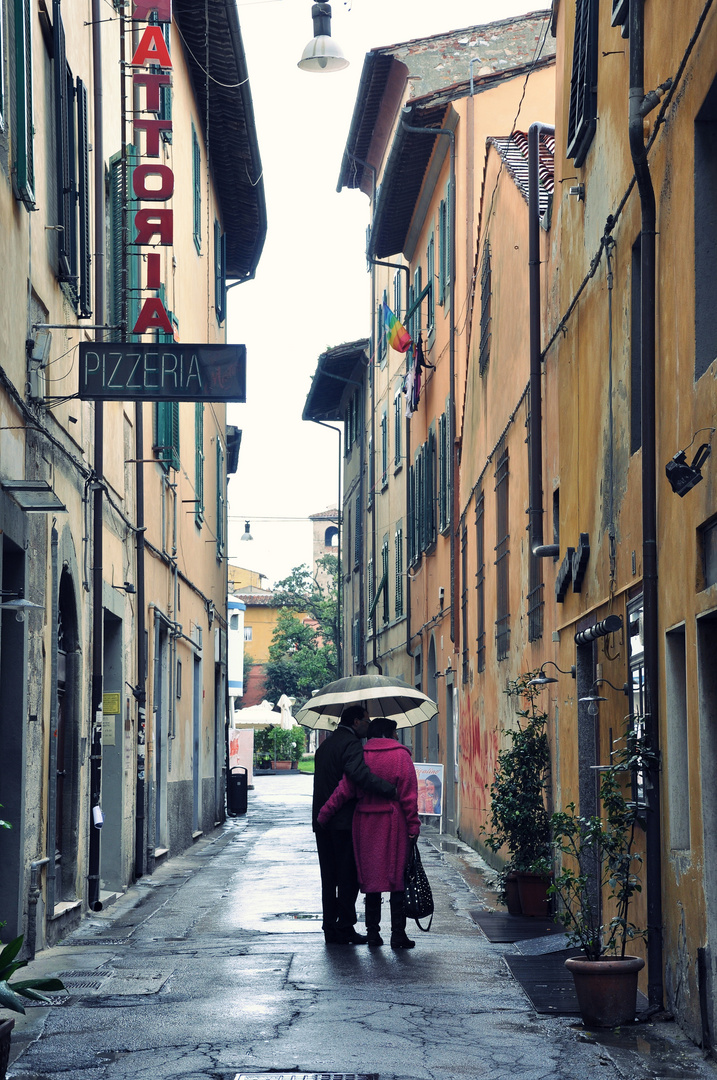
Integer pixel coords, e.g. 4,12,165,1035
415,763,444,816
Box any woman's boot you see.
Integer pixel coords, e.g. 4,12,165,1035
390,891,415,949
364,893,383,946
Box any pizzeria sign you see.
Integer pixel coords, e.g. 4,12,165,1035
78,343,246,402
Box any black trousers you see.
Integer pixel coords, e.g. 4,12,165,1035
314,826,359,935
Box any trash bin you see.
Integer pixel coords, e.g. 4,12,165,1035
227,766,248,816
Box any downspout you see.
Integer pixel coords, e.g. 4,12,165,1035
628,0,663,1011
88,0,105,912
528,122,558,558
400,112,456,646
313,421,342,677
370,299,381,675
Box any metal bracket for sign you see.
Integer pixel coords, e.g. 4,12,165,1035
32,323,120,331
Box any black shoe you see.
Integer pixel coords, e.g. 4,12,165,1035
390,930,415,949
324,930,339,944
335,929,368,945
366,929,383,947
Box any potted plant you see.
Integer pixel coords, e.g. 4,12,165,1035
549,718,654,1027
0,934,66,1079
482,672,552,916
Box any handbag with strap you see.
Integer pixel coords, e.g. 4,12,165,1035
403,841,434,931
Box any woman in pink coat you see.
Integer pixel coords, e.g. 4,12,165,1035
317,716,420,949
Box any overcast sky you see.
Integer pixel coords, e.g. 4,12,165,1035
226,0,540,585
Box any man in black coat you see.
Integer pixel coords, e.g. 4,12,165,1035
312,704,397,944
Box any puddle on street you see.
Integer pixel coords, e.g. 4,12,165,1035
585,1028,711,1078
265,912,322,921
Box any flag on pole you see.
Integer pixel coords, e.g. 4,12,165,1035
382,302,412,353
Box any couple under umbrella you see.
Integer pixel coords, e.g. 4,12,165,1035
298,674,437,949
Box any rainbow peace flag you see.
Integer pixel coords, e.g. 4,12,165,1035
383,302,412,353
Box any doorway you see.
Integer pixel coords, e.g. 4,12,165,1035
100,612,124,892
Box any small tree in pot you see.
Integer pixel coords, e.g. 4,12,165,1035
549,717,655,1026
482,672,551,915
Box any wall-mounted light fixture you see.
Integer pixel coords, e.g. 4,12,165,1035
297,2,348,73
0,595,45,623
527,660,576,687
666,429,714,497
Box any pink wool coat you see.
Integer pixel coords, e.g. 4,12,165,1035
317,738,420,893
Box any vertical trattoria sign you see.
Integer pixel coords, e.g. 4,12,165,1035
131,0,175,337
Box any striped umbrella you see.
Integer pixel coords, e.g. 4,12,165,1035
295,674,438,731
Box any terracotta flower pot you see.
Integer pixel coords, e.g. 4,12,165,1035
0,1017,15,1080
565,954,645,1028
274,760,292,771
516,871,551,916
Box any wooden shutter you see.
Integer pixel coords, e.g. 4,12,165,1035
216,440,225,559
14,0,35,209
192,125,201,251
395,525,403,618
214,220,226,324
479,241,492,375
195,402,204,525
476,492,485,673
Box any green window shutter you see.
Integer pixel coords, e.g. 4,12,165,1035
216,440,225,559
414,266,422,333
368,435,374,507
438,413,447,532
366,557,374,633
195,403,204,526
438,200,446,305
76,78,91,317
426,237,435,330
0,0,5,124
377,289,387,366
407,465,415,566
54,0,77,292
393,270,402,320
354,494,361,566
14,0,35,209
393,391,402,467
381,535,389,624
444,182,451,299
192,125,201,252
381,408,388,487
395,525,403,618
108,153,123,340
214,220,227,324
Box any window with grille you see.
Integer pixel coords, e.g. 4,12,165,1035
395,524,404,618
461,525,469,683
381,409,388,489
494,443,510,660
394,390,402,469
192,124,201,251
194,403,204,527
479,241,492,376
367,557,374,634
567,0,599,167
381,535,389,624
476,492,485,673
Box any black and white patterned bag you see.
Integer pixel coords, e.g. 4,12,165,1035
403,842,434,931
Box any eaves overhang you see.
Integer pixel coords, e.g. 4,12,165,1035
174,0,266,281
368,53,555,261
337,52,401,194
303,339,369,423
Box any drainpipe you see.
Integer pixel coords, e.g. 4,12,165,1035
400,111,456,646
528,122,558,558
628,0,663,1011
88,0,105,913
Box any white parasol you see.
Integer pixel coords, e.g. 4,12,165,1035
294,674,438,731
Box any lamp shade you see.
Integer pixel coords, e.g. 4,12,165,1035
298,34,348,72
